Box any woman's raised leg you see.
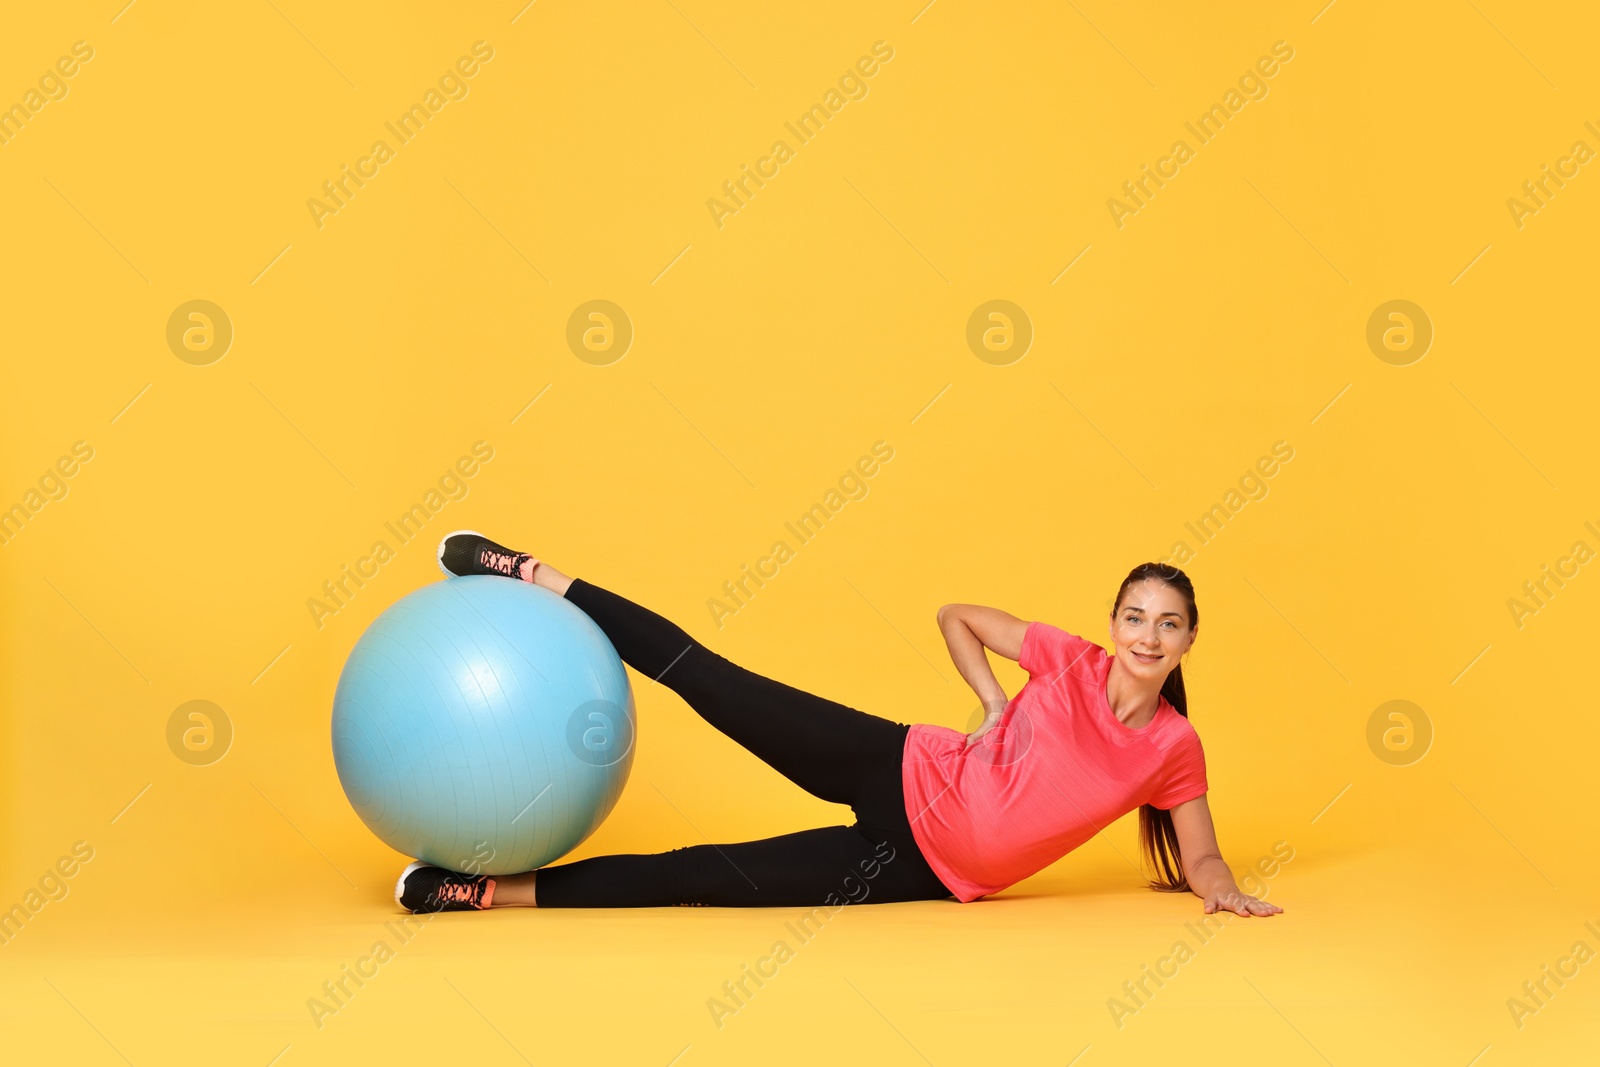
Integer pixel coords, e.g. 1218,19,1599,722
557,573,908,810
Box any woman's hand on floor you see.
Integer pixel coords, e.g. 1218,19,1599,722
1203,888,1283,917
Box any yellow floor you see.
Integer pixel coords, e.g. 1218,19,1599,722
5,0,1598,1062
4,791,1595,1063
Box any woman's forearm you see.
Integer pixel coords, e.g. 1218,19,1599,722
939,614,1007,710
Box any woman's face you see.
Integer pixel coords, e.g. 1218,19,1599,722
1108,580,1196,680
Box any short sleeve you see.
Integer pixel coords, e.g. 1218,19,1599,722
1147,728,1208,809
1018,621,1102,679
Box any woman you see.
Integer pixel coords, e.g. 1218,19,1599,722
396,532,1282,919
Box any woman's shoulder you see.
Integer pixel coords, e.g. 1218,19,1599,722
1020,620,1107,677
1156,705,1204,748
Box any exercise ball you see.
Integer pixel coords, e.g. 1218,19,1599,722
331,575,635,876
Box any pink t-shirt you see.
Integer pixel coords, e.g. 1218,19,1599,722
901,620,1208,902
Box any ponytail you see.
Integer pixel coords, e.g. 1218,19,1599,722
1138,660,1189,892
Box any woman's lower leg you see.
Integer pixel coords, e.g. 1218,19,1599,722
525,558,573,596
488,871,537,907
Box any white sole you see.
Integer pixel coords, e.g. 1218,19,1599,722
395,859,432,910
437,529,485,579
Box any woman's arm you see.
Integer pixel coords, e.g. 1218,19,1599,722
936,604,1028,742
1170,795,1284,917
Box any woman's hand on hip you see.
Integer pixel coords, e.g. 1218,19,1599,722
964,697,1008,745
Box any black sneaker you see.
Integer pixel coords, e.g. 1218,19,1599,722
394,860,497,913
437,530,537,581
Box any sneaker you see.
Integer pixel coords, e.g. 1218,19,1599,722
437,530,538,581
394,860,497,913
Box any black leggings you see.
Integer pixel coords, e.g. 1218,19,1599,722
531,578,955,907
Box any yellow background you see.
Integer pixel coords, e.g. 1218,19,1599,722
3,1,1596,1062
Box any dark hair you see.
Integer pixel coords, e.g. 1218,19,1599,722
1109,562,1199,894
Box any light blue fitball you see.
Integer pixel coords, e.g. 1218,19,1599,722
332,576,635,876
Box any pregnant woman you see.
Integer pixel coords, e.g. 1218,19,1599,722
396,533,1282,920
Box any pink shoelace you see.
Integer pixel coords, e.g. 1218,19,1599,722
478,548,521,576
437,880,482,906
